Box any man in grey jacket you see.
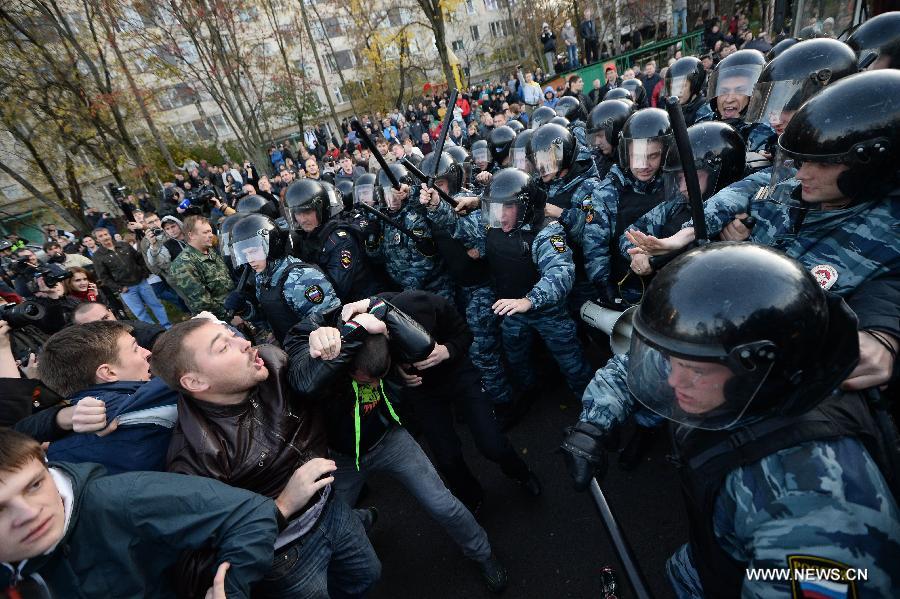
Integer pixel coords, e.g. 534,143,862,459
562,19,579,68
141,211,189,312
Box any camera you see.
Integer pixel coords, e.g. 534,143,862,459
150,227,164,237
36,264,72,288
0,300,46,329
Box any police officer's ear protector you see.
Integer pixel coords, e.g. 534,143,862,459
834,138,893,201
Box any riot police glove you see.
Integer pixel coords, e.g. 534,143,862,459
561,421,608,492
224,291,251,316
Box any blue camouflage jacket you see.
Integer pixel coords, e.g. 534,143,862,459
254,256,339,319
684,173,900,296
544,157,603,246
579,354,900,597
427,200,575,310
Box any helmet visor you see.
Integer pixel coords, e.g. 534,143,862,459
383,186,403,211
473,146,490,166
744,79,820,133
666,75,692,103
708,64,760,98
354,183,375,206
533,143,563,178
619,136,669,176
231,236,269,266
626,334,773,431
219,231,231,257
590,130,615,156
480,196,524,231
325,187,343,217
511,147,532,173
766,146,805,201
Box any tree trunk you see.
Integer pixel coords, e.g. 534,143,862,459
0,160,85,229
297,0,340,131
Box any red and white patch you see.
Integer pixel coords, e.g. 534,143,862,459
810,264,839,290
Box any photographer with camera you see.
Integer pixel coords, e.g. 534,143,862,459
139,211,190,313
9,248,41,298
42,240,93,270
92,227,172,328
29,263,78,334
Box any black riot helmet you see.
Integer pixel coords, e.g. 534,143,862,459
353,173,377,206
549,116,570,128
229,213,291,267
421,151,463,195
445,145,473,188
335,179,354,210
283,179,329,230
506,119,525,134
217,213,246,258
626,243,859,431
529,106,558,130
528,123,576,181
376,163,411,213
488,125,517,165
320,181,346,219
587,99,634,158
707,49,765,120
765,37,800,61
744,38,858,134
510,129,535,173
236,194,279,220
662,121,747,202
665,56,707,104
604,87,633,102
555,96,587,122
777,69,900,201
618,108,673,179
471,139,491,168
847,12,900,70
481,167,547,232
621,79,647,106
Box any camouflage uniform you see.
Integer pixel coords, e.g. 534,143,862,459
169,245,234,319
582,164,665,304
730,120,776,153
366,201,455,302
579,354,900,598
684,175,900,296
254,256,340,320
429,201,593,396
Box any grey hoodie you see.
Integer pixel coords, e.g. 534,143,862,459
143,215,186,277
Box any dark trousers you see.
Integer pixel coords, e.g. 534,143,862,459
583,39,599,64
404,359,530,507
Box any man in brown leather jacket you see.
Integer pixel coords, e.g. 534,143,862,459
152,316,381,598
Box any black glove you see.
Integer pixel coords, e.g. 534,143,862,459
560,421,608,492
224,291,249,315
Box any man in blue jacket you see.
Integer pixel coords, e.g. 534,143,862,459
36,321,178,473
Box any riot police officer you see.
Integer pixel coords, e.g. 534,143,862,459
585,99,634,179
554,96,589,146
528,105,557,130
424,168,594,402
847,11,900,70
283,179,380,303
562,243,900,596
235,194,279,220
706,49,773,152
664,56,713,126
620,79,648,108
604,87,632,102
509,129,534,174
227,213,339,345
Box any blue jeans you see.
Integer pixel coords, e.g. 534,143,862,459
150,280,189,313
120,279,171,327
254,497,381,599
673,8,688,35
330,426,492,562
566,44,579,68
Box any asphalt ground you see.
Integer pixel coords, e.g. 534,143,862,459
365,342,689,599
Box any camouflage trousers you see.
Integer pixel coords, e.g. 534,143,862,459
458,284,512,405
420,272,457,304
665,543,703,598
500,304,594,397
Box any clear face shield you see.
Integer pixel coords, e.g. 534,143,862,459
325,187,343,218
663,146,718,202
480,196,524,232
619,136,668,182
533,142,563,179
666,75,693,104
473,146,490,167
383,186,403,212
709,66,760,120
354,183,375,206
511,147,532,173
231,235,269,267
626,334,775,431
590,129,615,157
744,79,820,136
219,231,232,257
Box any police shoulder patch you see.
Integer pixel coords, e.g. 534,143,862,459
304,285,324,304
336,230,347,237
549,234,567,253
810,264,838,290
340,249,352,269
786,554,859,599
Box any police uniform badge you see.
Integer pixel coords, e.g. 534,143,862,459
393,232,401,245
304,285,324,304
786,554,859,599
581,198,594,223
340,250,352,269
549,234,567,253
336,230,347,237
810,264,838,290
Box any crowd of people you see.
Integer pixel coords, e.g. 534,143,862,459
1,9,899,599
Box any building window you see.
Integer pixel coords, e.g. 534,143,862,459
484,0,498,10
470,25,479,40
451,39,464,52
207,115,231,136
465,0,476,14
321,16,341,37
